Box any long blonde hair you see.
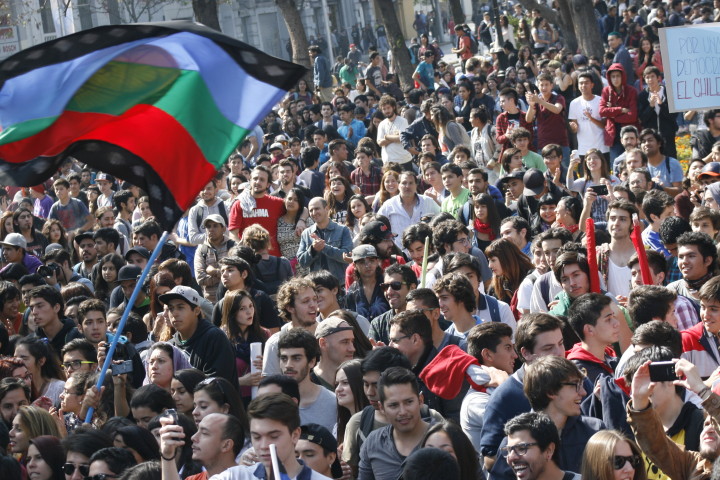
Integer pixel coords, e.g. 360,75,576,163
580,430,646,480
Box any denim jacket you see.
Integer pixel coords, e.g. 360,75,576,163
297,221,353,281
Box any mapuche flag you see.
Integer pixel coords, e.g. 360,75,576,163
0,21,306,230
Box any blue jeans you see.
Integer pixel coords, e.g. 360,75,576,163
609,143,624,164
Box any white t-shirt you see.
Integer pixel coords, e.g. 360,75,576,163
377,115,412,164
568,95,608,155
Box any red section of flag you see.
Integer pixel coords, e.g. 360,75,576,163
585,218,601,293
630,222,653,286
0,106,215,209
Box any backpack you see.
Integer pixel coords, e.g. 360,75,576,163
463,26,479,55
483,294,501,323
194,201,228,234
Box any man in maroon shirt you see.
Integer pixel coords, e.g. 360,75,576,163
526,73,569,164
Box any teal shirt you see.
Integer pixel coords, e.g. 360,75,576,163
442,188,471,219
522,151,546,172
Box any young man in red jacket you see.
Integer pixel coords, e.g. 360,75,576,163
600,63,639,163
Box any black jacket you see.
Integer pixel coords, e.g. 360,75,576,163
171,318,238,389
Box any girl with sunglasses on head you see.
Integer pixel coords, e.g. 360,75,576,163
580,430,646,480
14,337,65,404
191,377,247,433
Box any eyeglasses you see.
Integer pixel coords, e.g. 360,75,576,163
561,381,584,393
499,442,538,457
389,334,412,344
84,475,119,480
453,237,470,246
62,360,96,370
613,454,642,470
379,281,409,291
63,463,90,477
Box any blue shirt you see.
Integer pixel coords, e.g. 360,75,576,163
647,156,683,189
414,61,435,90
337,119,367,147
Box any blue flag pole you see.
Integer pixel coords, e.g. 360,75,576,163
85,231,170,423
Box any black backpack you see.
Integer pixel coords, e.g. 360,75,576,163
194,201,228,234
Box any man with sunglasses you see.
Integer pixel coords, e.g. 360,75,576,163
491,356,601,479
62,429,113,480
368,264,417,345
501,412,581,480
87,447,136,480
628,356,720,480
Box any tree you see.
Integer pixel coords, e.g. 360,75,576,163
448,0,465,24
515,0,603,59
192,0,220,31
94,0,169,23
373,0,413,90
275,0,312,85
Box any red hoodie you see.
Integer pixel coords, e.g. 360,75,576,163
599,63,639,146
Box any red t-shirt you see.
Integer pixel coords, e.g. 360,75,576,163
228,194,286,256
458,35,473,60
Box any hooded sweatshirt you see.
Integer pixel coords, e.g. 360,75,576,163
599,63,639,146
566,343,618,384
171,318,239,388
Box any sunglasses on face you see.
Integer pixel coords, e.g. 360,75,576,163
63,463,90,477
613,454,642,470
379,281,409,291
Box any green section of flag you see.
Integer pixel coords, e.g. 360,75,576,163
1,61,248,168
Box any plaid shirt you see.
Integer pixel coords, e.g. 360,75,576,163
665,256,683,284
350,165,382,196
495,110,534,157
675,294,700,331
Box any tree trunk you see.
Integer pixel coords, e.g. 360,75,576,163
192,0,220,31
567,0,604,59
555,0,578,53
276,0,313,86
515,0,577,53
448,0,465,24
373,0,414,90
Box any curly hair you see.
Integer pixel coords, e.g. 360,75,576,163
276,278,316,323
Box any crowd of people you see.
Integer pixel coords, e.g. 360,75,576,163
2,1,720,480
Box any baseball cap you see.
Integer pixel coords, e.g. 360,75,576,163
269,142,284,152
698,162,720,178
349,43,356,48
352,245,378,262
74,231,94,244
117,265,142,282
299,424,343,478
315,317,354,339
572,54,588,65
0,233,27,250
125,247,150,260
44,243,64,255
159,285,202,308
523,168,547,196
424,50,435,57
202,214,227,229
95,173,115,183
499,170,526,184
360,220,395,240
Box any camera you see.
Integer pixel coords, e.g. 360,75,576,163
38,263,61,278
649,361,677,382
